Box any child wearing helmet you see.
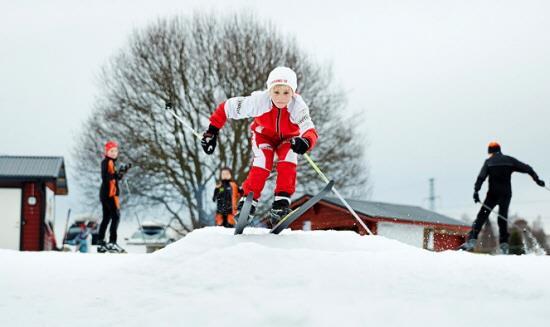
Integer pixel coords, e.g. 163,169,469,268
201,67,318,225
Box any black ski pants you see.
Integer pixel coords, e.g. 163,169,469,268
99,198,120,244
468,192,511,244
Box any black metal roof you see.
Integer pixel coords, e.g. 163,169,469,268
0,156,68,195
298,194,468,227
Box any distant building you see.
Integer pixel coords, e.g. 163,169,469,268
289,195,470,251
0,156,68,251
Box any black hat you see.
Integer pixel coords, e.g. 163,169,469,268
488,141,501,154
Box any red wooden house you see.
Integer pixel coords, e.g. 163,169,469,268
288,194,470,251
0,156,68,251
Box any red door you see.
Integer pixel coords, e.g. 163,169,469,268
21,182,43,251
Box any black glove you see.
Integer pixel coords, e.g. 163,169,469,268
535,179,545,187
201,125,219,155
118,163,133,174
290,137,310,155
116,163,132,179
473,191,480,204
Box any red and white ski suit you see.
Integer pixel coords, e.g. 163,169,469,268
209,90,318,200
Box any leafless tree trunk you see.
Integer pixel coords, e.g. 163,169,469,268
74,12,370,233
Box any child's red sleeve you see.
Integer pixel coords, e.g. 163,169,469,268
302,128,318,150
209,102,228,129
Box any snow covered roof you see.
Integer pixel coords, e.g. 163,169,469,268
318,196,468,227
0,155,68,194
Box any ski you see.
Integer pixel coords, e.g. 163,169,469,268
234,192,254,235
271,180,334,234
109,244,127,253
97,243,127,254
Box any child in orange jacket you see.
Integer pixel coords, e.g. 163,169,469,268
212,167,240,227
98,140,131,253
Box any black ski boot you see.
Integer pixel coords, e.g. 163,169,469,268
458,238,477,252
107,243,127,253
97,240,108,253
270,198,292,227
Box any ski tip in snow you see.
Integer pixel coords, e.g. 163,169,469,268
234,192,254,235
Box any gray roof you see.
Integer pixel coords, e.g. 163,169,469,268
319,196,468,227
0,156,68,194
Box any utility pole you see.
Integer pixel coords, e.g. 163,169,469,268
428,178,436,211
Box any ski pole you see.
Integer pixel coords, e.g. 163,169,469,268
124,179,147,244
478,202,508,222
303,153,373,235
478,202,546,254
165,102,202,139
164,102,217,168
62,209,72,246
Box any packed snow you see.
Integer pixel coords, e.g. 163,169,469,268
1,227,549,327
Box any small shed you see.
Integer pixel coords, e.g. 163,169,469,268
0,156,68,251
289,195,470,251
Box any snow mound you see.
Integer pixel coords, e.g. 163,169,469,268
1,227,549,327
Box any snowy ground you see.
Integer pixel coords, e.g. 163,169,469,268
1,227,549,327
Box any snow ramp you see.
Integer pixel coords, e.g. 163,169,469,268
1,227,549,327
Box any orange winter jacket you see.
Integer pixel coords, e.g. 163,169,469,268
100,157,121,208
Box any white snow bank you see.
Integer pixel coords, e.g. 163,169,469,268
1,227,549,327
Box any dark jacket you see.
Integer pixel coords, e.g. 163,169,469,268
475,152,540,195
213,180,239,215
99,157,122,204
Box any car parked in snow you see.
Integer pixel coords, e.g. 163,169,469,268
126,220,178,253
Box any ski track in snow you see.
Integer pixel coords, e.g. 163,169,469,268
1,227,549,327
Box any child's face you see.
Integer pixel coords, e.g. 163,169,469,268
270,85,294,109
221,170,232,180
107,147,119,159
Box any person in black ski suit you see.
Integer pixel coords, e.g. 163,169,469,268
460,142,545,253
212,168,240,228
98,140,131,253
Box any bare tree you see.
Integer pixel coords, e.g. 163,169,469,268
74,12,370,233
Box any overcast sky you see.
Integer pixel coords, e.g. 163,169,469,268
1,0,549,228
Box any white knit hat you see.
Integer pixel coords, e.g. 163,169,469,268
266,67,297,92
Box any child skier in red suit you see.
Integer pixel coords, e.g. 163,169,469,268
201,67,318,224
